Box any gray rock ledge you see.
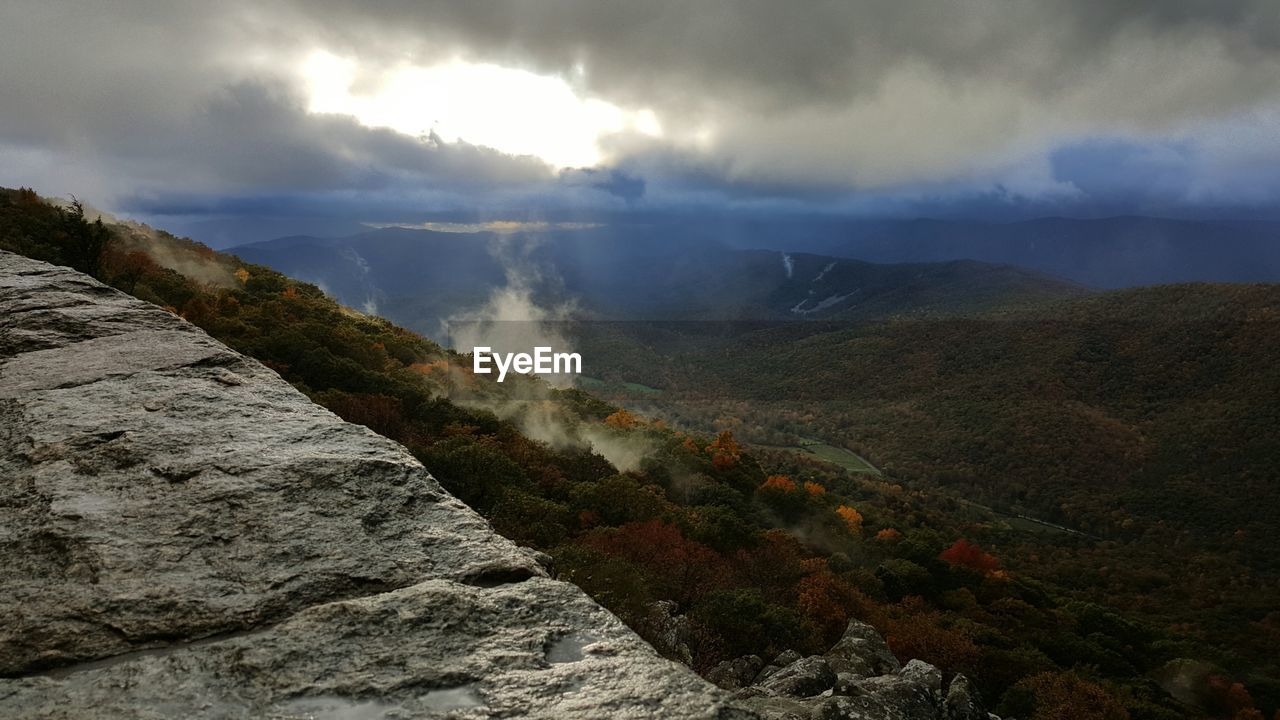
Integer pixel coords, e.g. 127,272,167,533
0,252,748,719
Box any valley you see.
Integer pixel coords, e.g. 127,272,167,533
225,209,1280,714
4,187,1278,718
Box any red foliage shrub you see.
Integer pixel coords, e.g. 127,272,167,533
582,520,732,606
940,538,1000,574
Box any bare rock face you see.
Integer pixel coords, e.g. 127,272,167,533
755,649,803,684
944,674,988,720
707,655,765,690
825,620,901,677
757,656,837,698
637,599,696,666
0,252,750,719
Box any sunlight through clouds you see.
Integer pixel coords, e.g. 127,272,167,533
301,51,662,170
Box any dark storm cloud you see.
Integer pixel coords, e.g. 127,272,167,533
259,0,1280,192
286,0,1279,108
0,1,554,203
2,0,1280,217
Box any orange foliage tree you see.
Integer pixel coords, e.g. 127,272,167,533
409,359,450,376
761,475,797,493
711,452,737,470
604,409,641,428
705,429,742,468
836,505,864,535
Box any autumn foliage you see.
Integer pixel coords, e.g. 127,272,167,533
939,539,1000,575
836,505,864,534
795,562,870,641
760,475,797,493
409,359,450,376
882,597,979,675
604,409,641,428
582,520,731,606
705,429,741,468
1206,675,1266,720
1013,672,1130,720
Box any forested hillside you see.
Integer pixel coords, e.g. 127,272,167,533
2,187,1274,720
567,291,1280,711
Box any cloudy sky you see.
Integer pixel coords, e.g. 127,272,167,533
3,1,1280,240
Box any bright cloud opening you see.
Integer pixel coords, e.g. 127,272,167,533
301,51,662,169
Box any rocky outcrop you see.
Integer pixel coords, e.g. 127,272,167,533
0,252,748,718
725,620,997,720
825,620,901,677
706,655,764,691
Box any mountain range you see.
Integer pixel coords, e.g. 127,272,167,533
228,226,1089,338
225,213,1280,341
769,215,1280,288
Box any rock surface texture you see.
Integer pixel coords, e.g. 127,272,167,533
722,621,1000,720
0,252,748,719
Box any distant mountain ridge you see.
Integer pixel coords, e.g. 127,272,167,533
229,227,1086,338
745,215,1280,288
221,213,1280,295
